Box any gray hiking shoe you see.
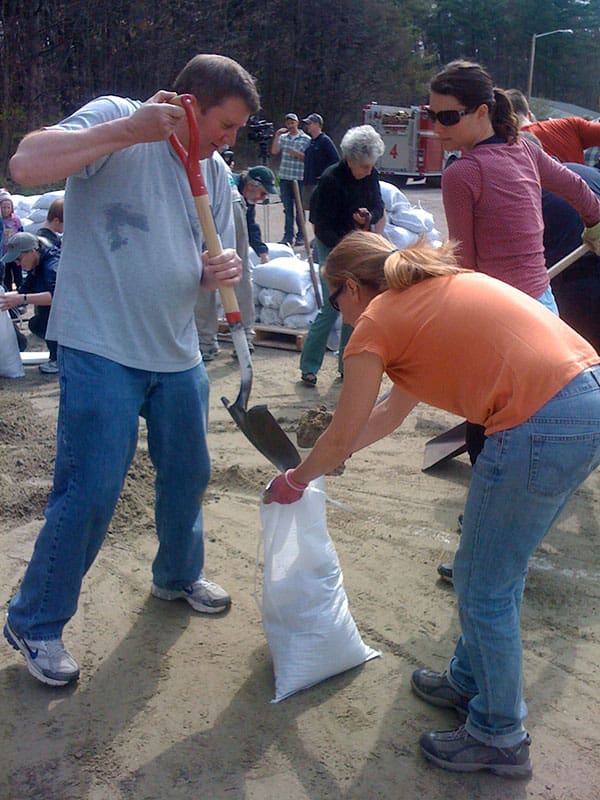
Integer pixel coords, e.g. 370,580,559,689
411,668,472,718
437,561,454,584
39,360,59,374
151,578,231,614
4,619,80,686
201,347,220,363
419,725,532,778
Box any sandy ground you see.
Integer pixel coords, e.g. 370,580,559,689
1,186,600,800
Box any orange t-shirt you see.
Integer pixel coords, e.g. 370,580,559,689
343,272,600,434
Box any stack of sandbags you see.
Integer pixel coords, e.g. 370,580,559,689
14,190,64,234
252,253,320,330
379,181,442,249
12,195,40,231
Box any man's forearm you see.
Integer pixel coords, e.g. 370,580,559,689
10,122,136,185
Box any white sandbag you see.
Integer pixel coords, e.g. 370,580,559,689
256,287,287,309
279,286,317,318
259,306,282,326
0,294,25,378
250,242,295,267
260,477,381,703
13,195,40,216
26,208,48,224
383,225,419,250
267,242,295,260
393,206,435,234
32,190,64,210
253,256,312,295
379,181,410,213
21,218,37,232
425,228,443,247
282,309,319,329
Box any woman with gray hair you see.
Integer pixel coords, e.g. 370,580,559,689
299,125,385,386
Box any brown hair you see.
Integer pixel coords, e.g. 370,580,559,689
430,60,520,145
173,54,260,114
323,231,464,293
505,89,530,119
46,198,64,223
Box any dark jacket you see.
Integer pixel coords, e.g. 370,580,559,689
37,227,62,249
309,160,384,249
233,173,268,257
542,162,600,352
303,133,339,186
18,245,59,327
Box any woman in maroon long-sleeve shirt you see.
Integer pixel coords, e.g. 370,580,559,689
427,60,600,463
429,60,600,309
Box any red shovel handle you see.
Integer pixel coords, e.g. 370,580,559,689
169,94,241,321
169,94,207,198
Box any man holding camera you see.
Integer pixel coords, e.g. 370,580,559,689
271,113,311,246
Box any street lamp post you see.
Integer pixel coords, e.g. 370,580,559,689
527,29,574,101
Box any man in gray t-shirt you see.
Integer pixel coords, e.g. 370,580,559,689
4,55,260,688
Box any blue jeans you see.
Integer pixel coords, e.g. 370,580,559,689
536,284,559,315
8,346,211,640
299,238,352,376
448,366,600,746
279,179,304,243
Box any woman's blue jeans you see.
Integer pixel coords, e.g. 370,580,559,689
447,366,600,747
8,346,211,641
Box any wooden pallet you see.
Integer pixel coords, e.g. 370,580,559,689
21,351,50,366
218,322,307,351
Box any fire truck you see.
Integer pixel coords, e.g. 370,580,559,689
362,102,455,187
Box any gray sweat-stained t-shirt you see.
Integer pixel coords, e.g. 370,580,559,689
47,95,205,372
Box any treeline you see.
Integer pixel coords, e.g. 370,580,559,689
1,0,599,187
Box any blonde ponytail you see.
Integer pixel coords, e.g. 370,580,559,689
324,231,464,293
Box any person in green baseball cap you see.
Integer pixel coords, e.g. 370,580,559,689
233,165,277,263
247,165,277,195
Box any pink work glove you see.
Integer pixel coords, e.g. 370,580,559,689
262,469,308,505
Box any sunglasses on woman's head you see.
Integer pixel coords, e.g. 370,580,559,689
426,107,474,126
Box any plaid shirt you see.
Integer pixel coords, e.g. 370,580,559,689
277,131,311,181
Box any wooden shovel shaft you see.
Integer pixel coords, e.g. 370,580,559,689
168,93,251,410
292,180,323,307
192,194,241,322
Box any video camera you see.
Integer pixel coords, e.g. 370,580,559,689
247,116,274,143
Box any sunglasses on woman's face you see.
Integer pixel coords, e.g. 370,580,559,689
329,284,345,312
426,107,474,126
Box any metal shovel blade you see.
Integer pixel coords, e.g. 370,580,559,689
221,395,301,472
421,420,468,471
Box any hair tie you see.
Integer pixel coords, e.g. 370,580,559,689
388,248,398,254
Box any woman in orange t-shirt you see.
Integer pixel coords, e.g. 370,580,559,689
263,231,600,779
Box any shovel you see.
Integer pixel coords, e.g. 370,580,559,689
547,243,590,279
292,180,322,307
170,95,300,472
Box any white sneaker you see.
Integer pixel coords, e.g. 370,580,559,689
39,360,58,374
4,619,80,686
151,577,231,613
